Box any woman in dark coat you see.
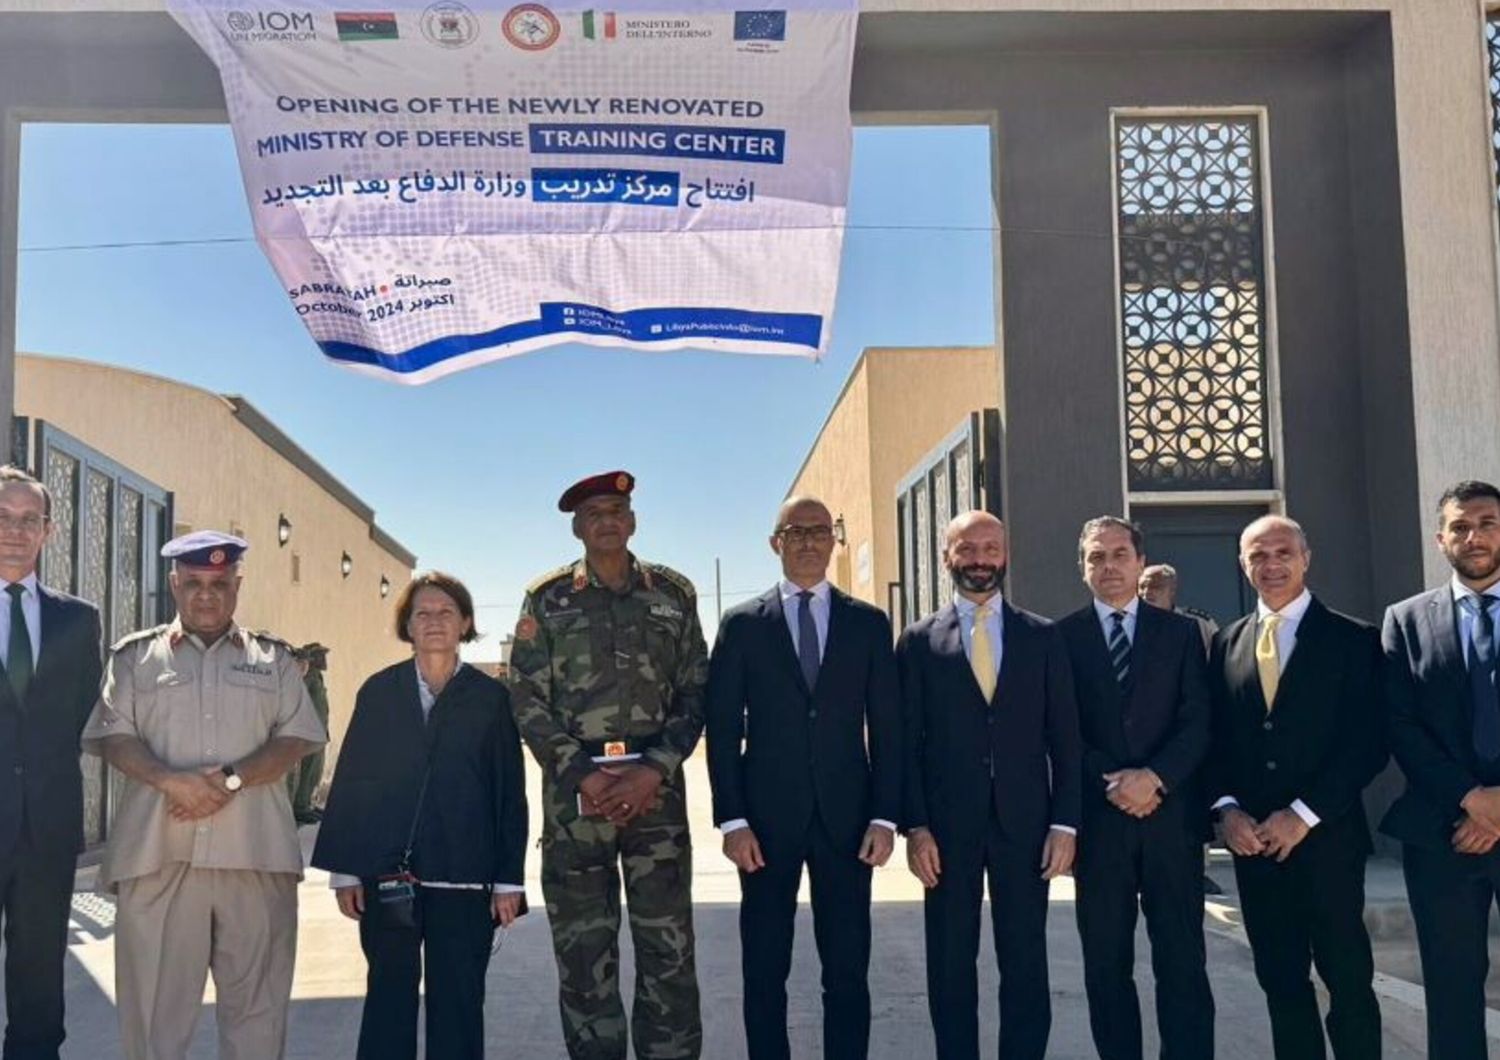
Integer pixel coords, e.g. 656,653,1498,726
312,571,528,1060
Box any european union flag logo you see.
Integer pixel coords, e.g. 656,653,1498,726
734,10,785,41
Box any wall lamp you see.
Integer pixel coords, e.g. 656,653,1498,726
833,515,847,546
379,575,391,599
277,514,292,547
340,552,353,578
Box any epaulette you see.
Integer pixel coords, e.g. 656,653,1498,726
647,563,696,599
110,625,167,654
249,630,296,653
1182,606,1217,623
526,563,575,596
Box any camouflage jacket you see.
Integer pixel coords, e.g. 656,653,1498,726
509,554,708,793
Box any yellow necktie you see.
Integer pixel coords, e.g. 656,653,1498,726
971,603,997,700
1256,613,1283,710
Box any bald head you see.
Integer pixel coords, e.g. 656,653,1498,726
942,510,1007,600
1239,515,1308,555
772,495,836,588
775,495,831,535
1239,514,1311,612
944,510,1005,549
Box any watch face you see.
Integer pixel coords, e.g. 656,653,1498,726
223,770,244,792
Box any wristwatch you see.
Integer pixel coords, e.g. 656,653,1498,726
220,763,244,793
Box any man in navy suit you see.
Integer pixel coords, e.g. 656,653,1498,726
0,466,103,1060
898,510,1081,1060
1060,516,1214,1060
705,495,901,1060
1382,479,1500,1060
1208,515,1384,1060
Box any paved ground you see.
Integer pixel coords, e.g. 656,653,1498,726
4,753,1488,1057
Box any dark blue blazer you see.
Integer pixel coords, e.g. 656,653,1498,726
1059,600,1210,833
313,662,528,885
705,585,901,850
898,598,1082,847
1381,586,1498,851
1209,596,1386,856
0,586,102,868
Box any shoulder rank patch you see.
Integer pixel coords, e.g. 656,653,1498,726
647,563,696,599
516,614,539,642
525,563,574,596
110,625,167,654
249,630,295,653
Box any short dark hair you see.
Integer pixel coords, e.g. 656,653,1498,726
1078,516,1145,563
393,571,480,644
0,465,51,518
1438,480,1500,525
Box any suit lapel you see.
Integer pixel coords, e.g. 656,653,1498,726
1426,589,1465,680
1228,613,1268,713
932,603,986,702
1268,598,1323,709
12,586,63,712
763,587,811,696
817,589,851,695
1079,606,1126,710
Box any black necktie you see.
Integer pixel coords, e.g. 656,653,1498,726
1467,595,1500,762
6,584,32,703
1108,610,1131,692
797,590,820,692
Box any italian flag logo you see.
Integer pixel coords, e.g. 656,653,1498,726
582,10,616,39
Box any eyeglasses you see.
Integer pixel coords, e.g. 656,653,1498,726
0,514,47,534
777,525,834,545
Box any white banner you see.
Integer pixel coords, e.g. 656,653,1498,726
169,0,856,383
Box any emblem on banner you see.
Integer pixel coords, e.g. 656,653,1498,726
503,3,560,50
420,1,478,48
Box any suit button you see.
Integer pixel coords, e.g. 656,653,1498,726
1266,761,1278,771
809,710,818,719
1263,720,1273,731
11,765,19,776
981,756,991,767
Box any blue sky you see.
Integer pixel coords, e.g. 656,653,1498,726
18,120,994,654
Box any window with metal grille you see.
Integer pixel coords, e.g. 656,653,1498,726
1487,16,1500,207
1115,116,1272,491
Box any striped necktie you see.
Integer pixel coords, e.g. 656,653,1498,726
1108,610,1131,691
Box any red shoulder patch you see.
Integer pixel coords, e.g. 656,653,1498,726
515,615,539,642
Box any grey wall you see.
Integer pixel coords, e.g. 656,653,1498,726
853,11,1417,624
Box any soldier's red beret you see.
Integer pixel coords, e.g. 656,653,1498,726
559,470,635,513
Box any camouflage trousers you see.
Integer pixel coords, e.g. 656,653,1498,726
540,772,701,1060
284,747,323,818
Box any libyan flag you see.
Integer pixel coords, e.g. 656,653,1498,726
336,12,399,40
582,10,616,38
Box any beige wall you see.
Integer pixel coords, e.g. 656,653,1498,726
15,354,414,773
790,347,998,610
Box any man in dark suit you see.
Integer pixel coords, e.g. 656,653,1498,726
1208,515,1385,1060
705,495,901,1060
1381,479,1500,1060
1060,517,1214,1060
899,509,1081,1060
0,465,103,1060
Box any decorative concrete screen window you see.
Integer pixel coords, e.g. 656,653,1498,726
1114,116,1273,492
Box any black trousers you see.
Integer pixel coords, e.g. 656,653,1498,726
1074,807,1214,1060
1402,842,1500,1060
0,838,75,1060
356,886,496,1060
923,815,1051,1060
739,813,872,1060
1233,833,1379,1060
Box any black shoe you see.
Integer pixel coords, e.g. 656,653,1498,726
1203,874,1225,896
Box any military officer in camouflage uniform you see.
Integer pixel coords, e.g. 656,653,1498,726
510,470,707,1060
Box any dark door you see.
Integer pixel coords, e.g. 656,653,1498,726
1132,504,1266,626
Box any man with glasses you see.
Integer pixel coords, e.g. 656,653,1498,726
510,471,708,1060
0,465,102,1060
1382,480,1500,1060
705,496,901,1060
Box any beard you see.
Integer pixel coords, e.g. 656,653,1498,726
1449,544,1500,582
953,563,1005,594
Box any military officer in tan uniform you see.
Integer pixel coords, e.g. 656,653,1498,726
82,531,326,1060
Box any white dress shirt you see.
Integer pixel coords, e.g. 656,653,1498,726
720,581,895,837
953,593,1073,837
1213,589,1320,828
0,573,42,669
1092,595,1139,645
331,660,523,894
1451,574,1500,664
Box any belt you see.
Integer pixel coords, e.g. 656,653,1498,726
579,735,661,758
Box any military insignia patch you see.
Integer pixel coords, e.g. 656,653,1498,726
209,549,226,565
615,473,630,492
516,615,539,641
604,741,627,757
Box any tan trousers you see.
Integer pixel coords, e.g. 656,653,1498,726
114,864,298,1060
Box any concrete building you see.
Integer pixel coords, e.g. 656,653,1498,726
16,354,415,841
788,346,999,627
4,1,1498,625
